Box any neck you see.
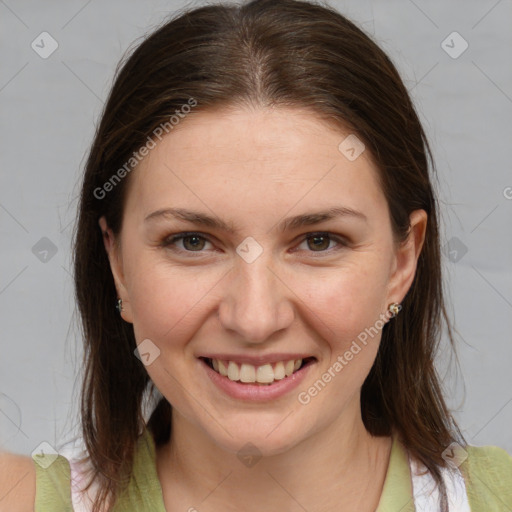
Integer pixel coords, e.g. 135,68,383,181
156,398,392,512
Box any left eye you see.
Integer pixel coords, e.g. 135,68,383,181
162,232,346,255
296,232,346,253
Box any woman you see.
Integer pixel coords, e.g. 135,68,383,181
1,0,511,510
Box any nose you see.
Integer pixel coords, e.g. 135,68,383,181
217,254,295,344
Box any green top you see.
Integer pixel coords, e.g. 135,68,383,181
33,428,512,511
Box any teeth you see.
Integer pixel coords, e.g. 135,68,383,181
218,360,228,377
285,360,295,377
273,361,286,380
256,364,274,383
227,361,239,381
239,363,256,383
209,358,305,384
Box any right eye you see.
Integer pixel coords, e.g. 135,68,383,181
162,232,215,254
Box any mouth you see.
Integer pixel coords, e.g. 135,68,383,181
199,356,317,386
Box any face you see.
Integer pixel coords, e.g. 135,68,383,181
99,106,426,456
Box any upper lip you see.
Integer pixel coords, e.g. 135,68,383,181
199,353,316,365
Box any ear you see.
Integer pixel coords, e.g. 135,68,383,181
98,216,133,323
386,209,428,307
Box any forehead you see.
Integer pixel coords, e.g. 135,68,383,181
125,106,386,221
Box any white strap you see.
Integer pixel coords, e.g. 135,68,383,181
68,457,98,512
55,444,97,512
410,454,471,511
55,440,95,512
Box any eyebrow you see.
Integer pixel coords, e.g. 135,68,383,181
144,206,367,233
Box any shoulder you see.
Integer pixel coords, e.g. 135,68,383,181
460,443,512,508
0,451,36,512
1,448,75,512
464,443,512,477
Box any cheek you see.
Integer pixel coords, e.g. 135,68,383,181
297,258,391,379
125,254,223,343
307,260,388,328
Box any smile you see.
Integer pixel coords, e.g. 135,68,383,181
199,355,317,401
200,357,316,385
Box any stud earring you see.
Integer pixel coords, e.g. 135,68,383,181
116,298,123,314
388,302,401,317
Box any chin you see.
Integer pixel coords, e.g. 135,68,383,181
206,418,307,459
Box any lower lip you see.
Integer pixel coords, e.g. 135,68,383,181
200,358,315,402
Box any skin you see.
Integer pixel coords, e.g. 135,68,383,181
98,106,427,512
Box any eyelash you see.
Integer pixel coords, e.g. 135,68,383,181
161,231,348,257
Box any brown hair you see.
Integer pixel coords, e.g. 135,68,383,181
72,0,466,510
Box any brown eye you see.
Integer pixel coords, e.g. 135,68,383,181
307,234,331,251
163,232,213,253
295,232,348,255
181,235,206,251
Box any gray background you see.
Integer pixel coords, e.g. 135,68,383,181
1,0,511,459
